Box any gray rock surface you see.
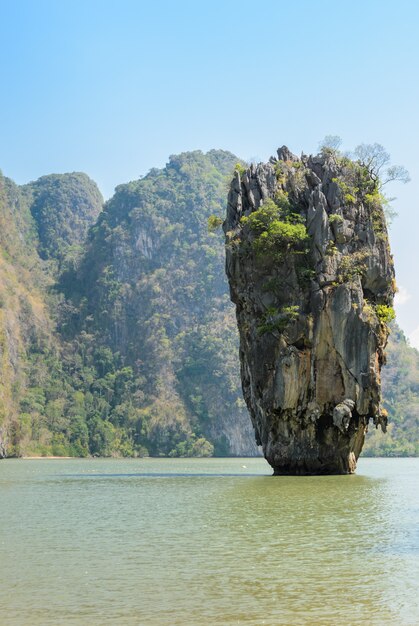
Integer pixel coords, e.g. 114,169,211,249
224,146,395,474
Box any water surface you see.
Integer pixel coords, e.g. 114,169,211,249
0,457,418,625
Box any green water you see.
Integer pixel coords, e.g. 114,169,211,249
0,457,418,625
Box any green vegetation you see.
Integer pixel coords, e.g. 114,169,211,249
363,189,390,237
257,305,299,335
208,215,223,231
361,300,396,327
332,177,358,205
240,198,309,260
234,162,247,176
328,213,343,225
337,251,368,284
325,241,338,256
375,304,396,324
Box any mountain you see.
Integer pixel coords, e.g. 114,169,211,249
60,150,257,457
0,152,417,459
0,170,103,457
23,172,103,267
0,170,59,456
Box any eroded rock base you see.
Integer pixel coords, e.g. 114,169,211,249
272,456,357,476
266,416,366,474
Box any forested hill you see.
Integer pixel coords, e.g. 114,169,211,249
0,153,417,458
58,150,257,457
0,170,101,456
23,172,103,267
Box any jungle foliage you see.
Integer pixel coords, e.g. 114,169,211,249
1,151,253,458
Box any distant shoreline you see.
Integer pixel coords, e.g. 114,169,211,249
11,454,419,460
12,454,264,460
22,456,75,459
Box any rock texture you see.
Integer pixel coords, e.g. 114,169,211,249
224,146,395,474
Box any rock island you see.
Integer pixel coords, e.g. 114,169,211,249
224,146,395,474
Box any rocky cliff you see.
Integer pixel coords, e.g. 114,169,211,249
225,146,395,474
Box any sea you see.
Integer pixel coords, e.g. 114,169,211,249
1,457,418,625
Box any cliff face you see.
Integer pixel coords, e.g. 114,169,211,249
225,146,395,474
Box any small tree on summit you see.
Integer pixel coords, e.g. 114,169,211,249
317,136,410,225
318,136,410,189
353,143,410,188
318,135,342,153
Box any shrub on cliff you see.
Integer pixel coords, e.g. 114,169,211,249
240,198,309,259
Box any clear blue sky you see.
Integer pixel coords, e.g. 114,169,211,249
1,0,419,344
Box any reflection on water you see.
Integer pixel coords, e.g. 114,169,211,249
0,457,418,625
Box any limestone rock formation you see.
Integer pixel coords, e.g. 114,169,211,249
224,146,395,474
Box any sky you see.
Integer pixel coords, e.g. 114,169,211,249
1,0,419,345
